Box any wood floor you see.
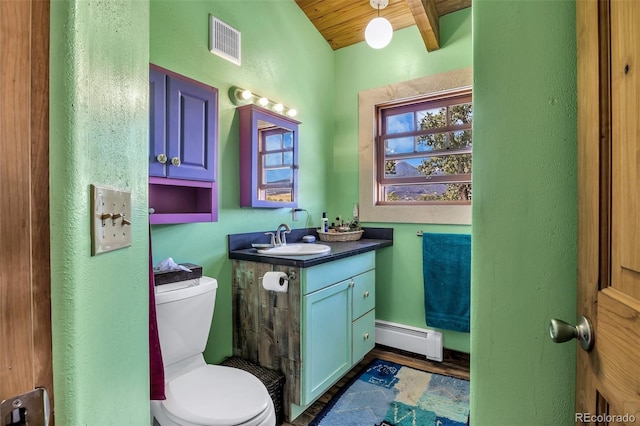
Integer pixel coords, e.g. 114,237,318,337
283,345,470,426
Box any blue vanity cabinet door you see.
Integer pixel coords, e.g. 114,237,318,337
302,279,352,405
166,75,217,181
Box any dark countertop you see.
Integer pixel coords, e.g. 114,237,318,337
228,227,393,268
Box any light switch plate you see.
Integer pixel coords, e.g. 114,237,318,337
91,184,132,256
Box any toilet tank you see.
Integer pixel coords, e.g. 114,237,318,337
155,276,218,367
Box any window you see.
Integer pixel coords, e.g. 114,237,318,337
358,68,472,225
377,90,472,204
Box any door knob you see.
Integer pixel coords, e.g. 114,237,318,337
549,316,594,351
171,157,181,166
156,153,167,164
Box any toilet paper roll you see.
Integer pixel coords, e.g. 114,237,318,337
262,271,288,292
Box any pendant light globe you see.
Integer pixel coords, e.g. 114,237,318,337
365,0,392,49
365,16,393,49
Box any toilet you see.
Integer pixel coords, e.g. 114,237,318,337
151,276,276,426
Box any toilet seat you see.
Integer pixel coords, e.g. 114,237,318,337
162,365,273,426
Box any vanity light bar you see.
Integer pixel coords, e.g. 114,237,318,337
232,86,298,117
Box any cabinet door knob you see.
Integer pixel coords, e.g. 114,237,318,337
363,333,369,340
363,291,370,298
156,153,167,164
171,157,181,166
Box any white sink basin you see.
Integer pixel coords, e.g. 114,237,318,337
257,243,331,256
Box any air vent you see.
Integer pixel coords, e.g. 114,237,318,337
209,15,241,65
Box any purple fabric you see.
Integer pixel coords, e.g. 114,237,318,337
149,231,166,400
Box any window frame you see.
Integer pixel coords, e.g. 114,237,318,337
358,68,472,225
376,90,472,205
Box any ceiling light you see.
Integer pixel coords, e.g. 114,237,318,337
365,0,393,49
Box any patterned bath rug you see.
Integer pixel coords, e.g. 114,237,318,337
309,358,469,426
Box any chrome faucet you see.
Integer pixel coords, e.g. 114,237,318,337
275,223,291,246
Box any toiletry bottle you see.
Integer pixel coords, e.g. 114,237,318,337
351,202,360,231
321,212,329,232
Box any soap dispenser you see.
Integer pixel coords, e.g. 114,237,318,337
321,212,329,232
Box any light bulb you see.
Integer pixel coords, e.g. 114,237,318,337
273,103,284,113
240,89,252,100
287,108,298,118
365,17,393,49
258,97,269,106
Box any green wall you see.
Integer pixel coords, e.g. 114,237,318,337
149,0,335,363
471,1,577,424
49,0,150,424
333,9,473,353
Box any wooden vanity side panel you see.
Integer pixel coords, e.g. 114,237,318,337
232,260,259,359
232,260,302,411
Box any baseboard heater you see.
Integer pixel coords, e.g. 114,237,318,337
375,320,443,362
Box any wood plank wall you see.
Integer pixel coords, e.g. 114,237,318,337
232,260,302,417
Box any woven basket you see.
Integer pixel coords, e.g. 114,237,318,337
220,356,285,425
317,229,364,242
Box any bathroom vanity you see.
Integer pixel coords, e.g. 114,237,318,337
228,228,392,421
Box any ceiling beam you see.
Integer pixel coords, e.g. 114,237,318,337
406,0,440,51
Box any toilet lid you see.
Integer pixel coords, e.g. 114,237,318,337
163,365,271,426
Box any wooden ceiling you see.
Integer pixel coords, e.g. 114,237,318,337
294,0,471,51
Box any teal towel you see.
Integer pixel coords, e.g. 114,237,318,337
423,233,471,333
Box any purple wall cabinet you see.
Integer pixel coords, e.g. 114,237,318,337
149,64,218,181
149,64,218,224
239,104,300,208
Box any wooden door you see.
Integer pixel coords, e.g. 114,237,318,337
576,0,640,423
0,0,53,421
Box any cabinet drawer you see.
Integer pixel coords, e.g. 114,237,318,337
302,251,375,295
352,309,375,362
352,269,375,319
